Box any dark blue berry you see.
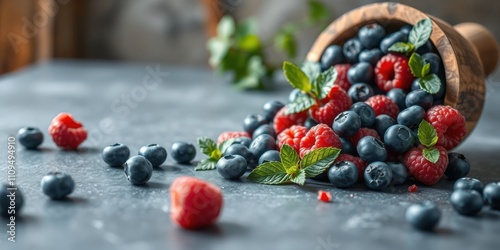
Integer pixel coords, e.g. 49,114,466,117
304,117,319,130
138,144,167,167
347,62,373,84
17,126,43,149
243,114,268,134
0,183,24,217
397,105,426,130
374,115,396,138
444,153,470,180
350,102,376,127
320,45,346,70
359,48,383,66
454,177,484,194
358,23,386,49
340,137,357,156
406,89,433,110
333,111,361,137
422,52,442,75
380,31,407,54
170,142,196,164
364,161,392,190
232,137,252,148
328,161,358,188
263,100,285,121
399,24,412,35
249,134,276,161
483,182,500,210
343,38,364,63
386,88,407,111
124,155,153,185
41,172,75,199
252,124,276,139
224,144,254,164
102,143,130,167
348,83,374,102
217,155,247,179
412,78,446,101
416,40,434,55
411,128,420,146
450,189,483,216
405,201,441,231
384,125,414,154
387,162,408,185
357,136,387,163
258,150,281,165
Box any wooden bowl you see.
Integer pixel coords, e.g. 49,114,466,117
306,2,499,135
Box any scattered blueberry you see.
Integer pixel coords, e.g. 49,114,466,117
444,153,470,180
243,114,268,134
348,83,375,102
347,62,373,84
252,124,276,139
450,189,483,216
364,161,392,190
343,38,364,63
170,142,197,164
405,201,441,231
216,155,247,179
406,89,433,110
386,88,407,111
138,144,167,167
17,126,44,149
350,102,376,127
340,137,357,156
102,143,130,167
249,134,276,161
397,105,426,130
359,48,383,67
422,52,443,75
304,117,319,129
258,150,281,165
328,161,358,188
374,115,396,139
41,172,75,199
380,31,407,54
232,137,252,148
333,111,361,137
124,155,153,185
454,177,484,194
0,183,24,217
483,182,500,210
320,45,346,70
357,136,387,163
358,23,386,49
387,162,408,185
263,100,285,121
224,144,254,164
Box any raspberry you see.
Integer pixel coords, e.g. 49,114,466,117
349,128,380,146
374,53,414,92
425,105,467,150
273,106,308,135
408,184,419,193
365,95,400,119
403,145,449,185
317,190,332,202
334,154,367,181
299,124,341,158
309,87,352,126
327,85,352,108
48,113,87,150
277,125,308,153
333,64,351,91
217,131,251,144
170,177,223,229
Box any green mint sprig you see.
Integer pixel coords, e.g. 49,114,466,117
418,120,440,163
247,144,340,185
195,137,234,171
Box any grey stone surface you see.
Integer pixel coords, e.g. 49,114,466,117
0,61,499,250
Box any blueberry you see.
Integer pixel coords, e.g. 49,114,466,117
328,161,358,188
124,155,153,185
454,177,484,194
411,78,446,101
41,172,75,199
444,153,470,180
380,31,407,54
397,105,425,130
422,52,443,75
483,182,500,210
138,144,167,167
411,128,420,146
350,102,376,127
170,142,196,164
348,83,374,102
387,162,408,185
102,143,130,167
340,137,357,156
243,114,268,134
17,126,44,149
383,125,414,154
0,183,24,217
399,24,412,35
386,88,407,111
304,117,319,129
263,100,285,121
343,38,364,63
252,124,276,139
258,150,281,165
406,90,433,110
232,137,252,148
320,45,346,70
216,155,247,179
357,136,387,163
416,40,434,55
358,23,386,49
358,48,383,67
347,62,373,84
405,201,441,231
374,115,396,138
249,134,276,161
364,161,392,190
450,189,483,216
224,144,254,164
333,111,361,137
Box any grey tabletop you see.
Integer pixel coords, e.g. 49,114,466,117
0,61,500,250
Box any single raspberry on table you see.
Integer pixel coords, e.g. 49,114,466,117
408,184,419,193
273,106,308,135
349,128,380,146
48,112,87,150
299,124,341,158
425,105,467,150
334,154,367,181
309,86,352,126
217,131,251,145
317,190,332,202
333,64,352,91
374,53,414,92
403,145,449,185
365,95,400,119
170,176,223,230
277,125,308,153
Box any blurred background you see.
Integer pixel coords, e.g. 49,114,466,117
1,0,499,76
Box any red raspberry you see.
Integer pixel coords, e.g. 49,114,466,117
309,86,352,126
299,124,341,158
170,176,223,229
317,190,332,202
48,113,87,150
408,184,419,193
327,84,352,108
349,128,380,146
425,105,467,150
403,145,449,185
277,125,308,153
217,131,251,144
334,154,367,181
365,95,400,119
333,64,351,91
273,106,308,135
374,53,414,92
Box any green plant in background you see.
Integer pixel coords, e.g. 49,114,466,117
207,0,330,90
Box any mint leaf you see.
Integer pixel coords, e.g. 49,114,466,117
418,120,438,148
409,18,433,49
235,19,257,40
238,34,261,52
419,74,441,94
409,53,426,78
421,63,431,76
290,170,306,186
308,0,328,23
207,38,231,67
315,67,337,100
218,139,235,155
422,147,440,163
388,42,415,55
195,159,218,171
217,16,236,39
274,31,297,58
285,94,316,114
283,61,312,93
197,137,218,156
280,144,300,171
301,147,341,178
247,162,291,185
301,61,321,83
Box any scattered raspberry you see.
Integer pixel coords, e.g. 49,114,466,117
299,124,341,158
425,105,467,150
217,131,251,145
334,154,367,181
170,176,223,230
327,85,352,109
408,184,419,193
333,64,351,91
365,95,400,119
273,106,308,135
317,190,332,202
403,145,449,185
277,125,308,153
374,53,414,92
48,113,87,150
349,128,380,146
